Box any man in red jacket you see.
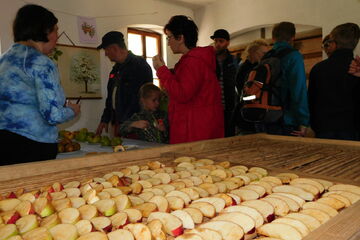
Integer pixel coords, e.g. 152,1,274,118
152,15,224,144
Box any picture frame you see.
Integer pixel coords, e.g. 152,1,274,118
54,44,101,99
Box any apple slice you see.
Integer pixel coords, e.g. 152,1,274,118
138,170,156,177
15,214,38,234
148,195,169,212
2,210,21,224
128,196,144,206
291,183,320,199
146,178,163,187
134,202,158,217
143,188,165,197
260,176,282,186
177,162,195,170
129,182,143,194
64,181,81,189
262,197,290,217
186,228,222,240
183,207,203,224
317,196,345,210
18,193,36,203
93,199,116,216
214,182,227,193
250,181,273,195
90,216,112,233
273,217,309,237
310,178,333,190
328,184,360,195
101,181,113,189
188,202,216,218
75,219,94,236
166,191,191,206
21,226,51,240
171,210,195,229
175,233,203,240
220,180,239,191
124,223,152,240
276,173,299,180
78,205,98,220
234,175,251,185
325,190,360,204
213,193,235,207
0,224,18,240
192,197,225,213
102,188,123,198
300,209,331,224
286,213,321,231
257,222,302,240
322,192,351,207
6,235,23,240
52,198,72,212
272,185,314,201
154,184,176,193
114,195,132,211
148,212,183,236
108,229,134,240
266,194,300,212
166,196,185,211
83,189,100,204
198,183,219,195
302,202,338,217
242,185,267,198
76,232,108,240
34,197,55,218
58,207,80,224
62,188,81,198
241,200,275,222
222,205,264,228
153,173,171,184
230,188,259,201
249,167,268,177
50,192,67,200
270,193,305,207
123,209,142,223
171,181,186,190
110,212,129,229
290,178,324,194
147,219,166,240
0,199,21,212
190,187,209,198
213,212,256,235
15,201,35,217
138,192,155,202
180,188,199,201
40,213,60,229
199,220,244,240
49,223,78,240
69,197,86,209
188,176,203,186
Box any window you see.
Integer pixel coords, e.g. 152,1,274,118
127,28,162,86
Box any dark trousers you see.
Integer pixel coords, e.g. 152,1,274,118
224,109,236,137
255,121,295,136
0,130,57,166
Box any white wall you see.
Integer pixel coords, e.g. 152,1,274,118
196,0,360,55
0,0,193,132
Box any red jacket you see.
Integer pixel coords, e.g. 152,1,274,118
157,46,224,144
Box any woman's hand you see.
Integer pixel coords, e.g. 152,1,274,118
152,55,165,71
66,100,81,116
349,55,360,77
130,120,150,129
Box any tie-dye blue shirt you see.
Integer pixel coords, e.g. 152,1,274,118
0,43,75,143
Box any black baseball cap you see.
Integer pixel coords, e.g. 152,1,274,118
97,31,125,49
210,29,230,41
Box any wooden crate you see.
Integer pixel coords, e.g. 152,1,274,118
1,133,360,239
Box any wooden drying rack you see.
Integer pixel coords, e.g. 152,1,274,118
0,133,359,239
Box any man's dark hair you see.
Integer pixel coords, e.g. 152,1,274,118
13,4,58,42
272,22,296,42
330,23,360,50
139,83,161,99
164,15,198,49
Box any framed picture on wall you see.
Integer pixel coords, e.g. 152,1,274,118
52,44,101,99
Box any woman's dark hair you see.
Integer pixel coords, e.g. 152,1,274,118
13,4,58,42
139,83,161,99
164,15,198,49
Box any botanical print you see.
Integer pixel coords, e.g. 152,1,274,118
77,16,98,44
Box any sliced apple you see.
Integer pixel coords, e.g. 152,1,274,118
188,176,203,186
15,201,35,217
18,193,36,203
266,194,300,212
148,212,183,236
146,178,163,187
90,216,112,233
186,228,222,240
222,205,264,228
321,192,351,207
107,229,134,240
291,183,320,199
270,193,305,207
50,192,67,200
190,187,209,198
177,162,195,170
154,184,176,194
290,178,324,194
34,198,55,218
230,188,259,201
0,224,18,240
102,188,123,198
122,209,142,223
198,220,244,240
250,181,273,195
214,182,227,193
166,196,185,211
317,196,345,210
249,167,268,177
58,207,80,224
180,188,199,201
128,196,145,206
175,179,194,188
133,202,158,218
302,202,338,217
40,213,60,229
241,200,275,223
329,184,360,195
234,175,251,185
325,190,360,204
213,193,235,207
147,219,166,240
198,183,219,195
2,210,21,224
188,202,215,218
78,204,98,220
114,195,132,211
83,189,100,204
138,170,156,177
76,232,108,240
213,212,255,235
62,188,81,198
69,197,86,209
183,207,203,224
93,199,116,216
272,185,314,201
310,178,333,190
242,185,267,197
110,212,129,229
273,217,309,237
171,210,195,229
257,222,302,240
175,233,203,240
51,198,72,212
0,199,21,212
64,181,81,189
22,226,52,240
148,195,169,212
49,223,78,240
101,181,114,189
15,214,38,234
262,197,289,217
166,191,191,206
192,197,225,213
286,212,321,231
300,209,331,224
276,173,299,180
260,176,282,186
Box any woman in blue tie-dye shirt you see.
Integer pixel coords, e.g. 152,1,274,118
0,4,80,165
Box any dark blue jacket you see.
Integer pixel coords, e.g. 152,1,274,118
101,52,153,123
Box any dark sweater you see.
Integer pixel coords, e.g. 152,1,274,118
308,49,360,132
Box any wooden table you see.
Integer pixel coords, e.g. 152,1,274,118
1,133,359,239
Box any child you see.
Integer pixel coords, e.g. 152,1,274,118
120,83,169,143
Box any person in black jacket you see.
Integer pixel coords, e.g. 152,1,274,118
211,29,238,137
308,23,360,140
96,31,153,137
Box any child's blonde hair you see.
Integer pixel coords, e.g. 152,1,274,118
242,39,269,60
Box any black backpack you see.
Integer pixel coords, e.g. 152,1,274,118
240,48,295,123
